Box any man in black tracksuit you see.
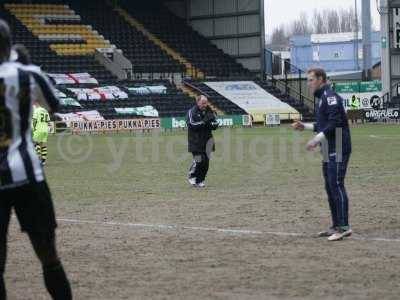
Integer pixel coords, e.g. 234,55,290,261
187,95,219,187
293,68,352,241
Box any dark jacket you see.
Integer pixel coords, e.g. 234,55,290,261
314,84,352,155
186,105,219,153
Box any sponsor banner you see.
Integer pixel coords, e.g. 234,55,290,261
334,81,383,111
364,109,400,120
334,82,360,93
161,115,245,129
334,81,381,93
340,92,383,110
115,106,159,117
360,81,382,93
71,118,161,132
203,81,298,116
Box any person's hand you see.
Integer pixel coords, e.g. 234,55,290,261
292,121,305,131
306,132,325,151
306,139,318,151
203,114,214,124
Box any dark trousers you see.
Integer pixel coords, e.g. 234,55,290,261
0,183,72,300
188,152,210,184
322,154,350,228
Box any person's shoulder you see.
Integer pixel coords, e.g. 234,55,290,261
32,107,39,117
19,64,44,78
0,61,20,77
321,87,340,106
188,105,197,113
21,64,42,73
40,106,49,113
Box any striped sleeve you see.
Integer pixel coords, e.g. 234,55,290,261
186,107,205,130
27,67,59,113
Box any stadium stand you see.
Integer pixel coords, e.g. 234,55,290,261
0,1,196,120
0,3,117,82
1,0,311,122
119,1,252,78
66,0,186,75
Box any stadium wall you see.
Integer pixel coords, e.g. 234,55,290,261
165,0,264,73
290,32,381,73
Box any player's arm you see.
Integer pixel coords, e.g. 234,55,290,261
206,110,219,130
186,108,205,131
319,94,343,137
32,117,37,131
292,121,316,131
32,109,38,131
306,95,342,151
28,69,59,113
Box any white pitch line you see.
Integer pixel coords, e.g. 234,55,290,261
57,218,400,243
369,135,399,139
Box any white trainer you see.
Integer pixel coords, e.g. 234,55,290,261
196,182,206,188
317,227,336,237
328,229,353,241
188,177,197,186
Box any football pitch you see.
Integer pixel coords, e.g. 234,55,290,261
5,124,400,300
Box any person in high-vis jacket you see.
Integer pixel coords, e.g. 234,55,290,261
293,68,352,241
32,103,50,165
186,95,219,188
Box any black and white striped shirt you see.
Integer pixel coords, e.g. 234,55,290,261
0,61,58,190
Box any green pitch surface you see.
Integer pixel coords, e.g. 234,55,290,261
5,124,400,299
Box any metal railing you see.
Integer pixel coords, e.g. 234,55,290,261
264,49,314,110
388,82,400,108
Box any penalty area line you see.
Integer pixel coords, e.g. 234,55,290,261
57,218,400,243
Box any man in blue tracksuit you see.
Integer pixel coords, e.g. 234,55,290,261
293,68,352,241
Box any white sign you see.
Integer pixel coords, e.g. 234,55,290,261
265,113,280,125
203,81,298,115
